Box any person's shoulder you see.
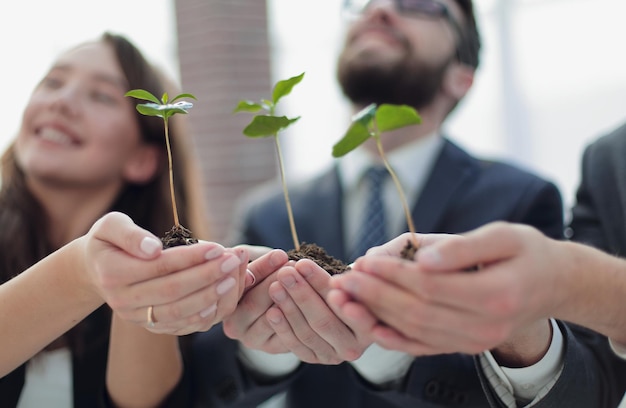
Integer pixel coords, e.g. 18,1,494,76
442,138,551,183
478,158,554,186
587,120,626,152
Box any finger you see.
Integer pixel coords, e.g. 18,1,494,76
227,247,250,298
96,242,229,292
222,268,280,339
227,309,277,350
333,271,504,352
416,222,530,271
90,212,162,259
235,244,273,261
276,268,360,362
352,252,518,318
371,325,434,356
293,259,334,296
266,305,320,363
116,250,242,309
365,232,453,257
122,262,240,325
326,288,377,340
247,249,289,288
351,255,424,294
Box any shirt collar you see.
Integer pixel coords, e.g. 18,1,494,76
338,132,444,194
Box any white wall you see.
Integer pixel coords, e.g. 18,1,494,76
4,0,626,218
2,0,179,152
268,0,626,218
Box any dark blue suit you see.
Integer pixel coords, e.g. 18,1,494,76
189,139,609,407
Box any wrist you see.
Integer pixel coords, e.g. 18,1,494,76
491,319,552,367
66,236,104,309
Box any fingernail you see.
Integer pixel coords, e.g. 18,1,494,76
140,237,162,256
268,314,282,324
216,277,236,295
279,274,296,289
221,255,241,274
341,277,359,294
245,269,256,287
271,288,287,303
269,250,285,267
298,261,315,279
205,244,225,260
418,247,441,266
200,303,217,318
237,248,248,263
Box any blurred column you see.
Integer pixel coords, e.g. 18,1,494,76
174,0,276,242
496,0,533,167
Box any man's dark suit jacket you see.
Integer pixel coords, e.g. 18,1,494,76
568,121,626,407
189,139,610,407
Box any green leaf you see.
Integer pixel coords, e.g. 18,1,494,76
136,101,193,119
136,104,166,118
351,103,377,127
243,115,300,138
375,104,422,132
234,100,265,113
125,89,160,104
272,72,305,105
162,92,169,104
171,93,197,103
332,122,372,157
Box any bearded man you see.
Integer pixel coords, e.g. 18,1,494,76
188,1,602,407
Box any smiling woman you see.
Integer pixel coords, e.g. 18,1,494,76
2,0,178,154
0,31,213,408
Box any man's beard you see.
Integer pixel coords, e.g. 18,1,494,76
337,47,452,109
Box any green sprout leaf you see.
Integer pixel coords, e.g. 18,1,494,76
243,115,300,138
332,122,370,157
376,104,422,132
272,72,305,105
331,103,421,157
233,100,264,113
125,90,196,121
352,103,378,127
171,93,197,103
125,89,160,104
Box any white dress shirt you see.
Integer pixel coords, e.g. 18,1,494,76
17,348,72,408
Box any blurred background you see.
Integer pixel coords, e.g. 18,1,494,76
3,0,626,242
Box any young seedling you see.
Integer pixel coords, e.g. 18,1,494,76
125,89,197,247
234,73,349,274
332,103,422,258
233,72,304,252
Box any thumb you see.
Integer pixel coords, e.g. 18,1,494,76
89,212,162,260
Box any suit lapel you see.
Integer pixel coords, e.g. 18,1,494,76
301,167,347,261
411,139,477,233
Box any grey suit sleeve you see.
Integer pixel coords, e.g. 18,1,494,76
475,321,622,408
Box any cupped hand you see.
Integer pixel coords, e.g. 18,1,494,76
329,223,557,358
222,249,290,353
83,212,249,335
261,259,373,364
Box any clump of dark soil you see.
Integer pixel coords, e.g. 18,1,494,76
400,239,418,260
161,225,198,249
287,242,350,275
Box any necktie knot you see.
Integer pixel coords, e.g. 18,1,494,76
364,165,388,188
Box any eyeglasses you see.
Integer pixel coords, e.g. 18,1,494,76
342,0,467,62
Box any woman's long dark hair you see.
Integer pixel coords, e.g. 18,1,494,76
0,32,209,356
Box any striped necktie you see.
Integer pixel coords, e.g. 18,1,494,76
350,166,388,262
